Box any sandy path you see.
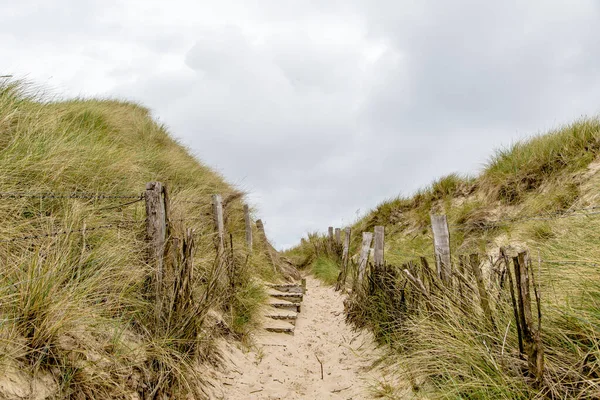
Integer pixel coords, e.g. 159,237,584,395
214,277,385,399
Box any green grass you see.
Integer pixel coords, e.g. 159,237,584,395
0,80,280,398
311,256,340,285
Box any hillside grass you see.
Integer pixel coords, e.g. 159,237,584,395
0,81,278,398
287,116,600,398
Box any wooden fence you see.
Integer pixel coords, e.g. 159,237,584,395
326,214,545,385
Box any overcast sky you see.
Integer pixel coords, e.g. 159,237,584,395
2,1,600,249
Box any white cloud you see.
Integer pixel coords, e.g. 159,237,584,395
1,0,599,249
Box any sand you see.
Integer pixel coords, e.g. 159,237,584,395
212,276,388,399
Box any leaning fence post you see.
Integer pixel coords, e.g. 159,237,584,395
145,181,168,321
212,194,225,254
431,214,452,284
243,204,253,251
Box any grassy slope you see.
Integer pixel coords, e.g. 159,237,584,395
0,81,278,398
287,117,600,398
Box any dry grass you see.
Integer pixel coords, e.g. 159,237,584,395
288,116,600,398
0,80,278,398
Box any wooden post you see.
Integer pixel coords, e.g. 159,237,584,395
341,227,351,282
212,194,225,254
373,226,385,268
431,214,452,284
513,252,544,383
335,227,352,291
501,248,523,355
355,232,373,293
469,254,496,330
335,227,341,254
145,181,168,321
243,204,253,251
327,226,334,255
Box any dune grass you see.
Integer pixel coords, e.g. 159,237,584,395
288,117,600,398
311,256,340,285
0,80,278,398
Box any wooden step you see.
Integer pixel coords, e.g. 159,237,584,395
268,298,301,313
265,320,295,335
269,292,303,304
265,311,298,325
266,283,304,294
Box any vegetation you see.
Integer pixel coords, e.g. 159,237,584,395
287,117,600,398
0,80,280,398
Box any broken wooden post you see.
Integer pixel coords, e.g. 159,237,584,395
469,253,496,330
335,228,342,256
431,214,452,284
244,204,253,251
354,232,373,294
145,181,168,321
212,194,225,254
513,251,544,384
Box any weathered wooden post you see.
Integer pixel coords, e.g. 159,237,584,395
431,214,452,284
335,228,341,257
513,251,544,384
373,226,384,268
327,226,334,255
354,232,373,294
212,194,225,255
145,181,168,321
373,226,385,290
341,227,351,286
244,204,253,251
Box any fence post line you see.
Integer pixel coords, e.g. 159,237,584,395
145,181,168,321
431,214,452,284
212,194,225,254
243,204,253,251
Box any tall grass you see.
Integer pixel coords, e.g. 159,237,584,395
0,81,277,397
287,116,600,398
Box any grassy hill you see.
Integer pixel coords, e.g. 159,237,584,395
287,117,600,398
0,80,283,398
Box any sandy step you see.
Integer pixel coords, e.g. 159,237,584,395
268,298,301,313
268,291,303,303
266,283,304,294
265,311,298,324
264,320,295,335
